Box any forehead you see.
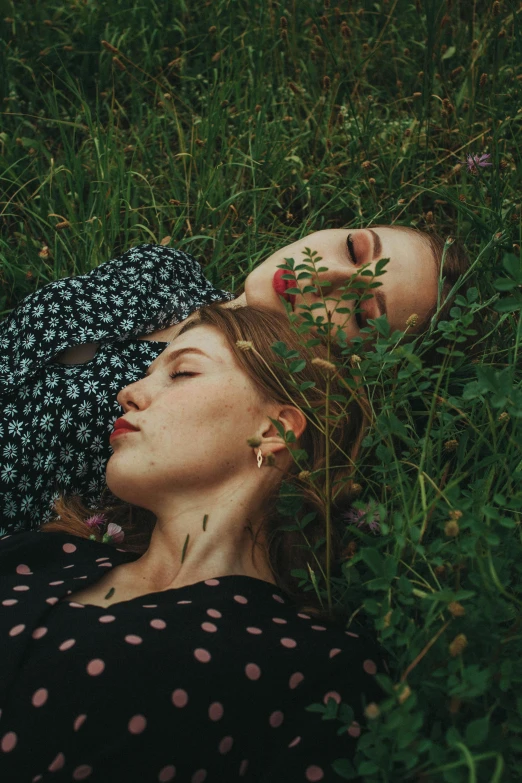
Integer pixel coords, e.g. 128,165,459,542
147,325,231,373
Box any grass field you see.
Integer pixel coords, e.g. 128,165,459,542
1,0,522,780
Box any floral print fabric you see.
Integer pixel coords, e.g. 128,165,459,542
0,245,235,533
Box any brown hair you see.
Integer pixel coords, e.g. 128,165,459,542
41,304,372,624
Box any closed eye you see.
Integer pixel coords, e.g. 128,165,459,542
169,371,195,380
346,235,365,329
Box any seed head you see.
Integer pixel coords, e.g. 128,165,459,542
364,702,380,719
448,601,466,617
311,357,336,373
444,519,460,537
498,411,510,422
112,56,126,71
38,246,50,259
479,72,488,87
101,40,119,54
323,75,331,91
449,509,462,520
55,220,71,230
208,25,217,33
492,1,501,16
341,22,351,39
449,633,468,657
405,314,418,328
444,438,459,452
236,340,253,351
350,354,361,367
393,683,411,704
361,160,371,170
298,470,311,481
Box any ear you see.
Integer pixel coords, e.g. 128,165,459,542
259,405,307,456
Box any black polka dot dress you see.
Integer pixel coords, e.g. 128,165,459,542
0,245,235,534
0,532,387,782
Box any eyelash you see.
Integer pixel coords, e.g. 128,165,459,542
169,371,194,380
346,234,364,330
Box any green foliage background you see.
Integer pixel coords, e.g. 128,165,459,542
0,0,521,780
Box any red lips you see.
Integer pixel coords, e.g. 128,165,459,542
112,418,139,433
272,269,297,308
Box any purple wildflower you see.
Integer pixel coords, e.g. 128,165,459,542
104,523,125,544
466,153,492,173
84,514,106,529
342,502,381,534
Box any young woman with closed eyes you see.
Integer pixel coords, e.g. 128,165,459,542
0,224,470,532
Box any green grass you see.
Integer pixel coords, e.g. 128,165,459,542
1,0,522,780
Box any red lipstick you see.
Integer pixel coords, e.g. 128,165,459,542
110,417,139,441
272,269,297,309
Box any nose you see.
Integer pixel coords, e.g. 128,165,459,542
116,378,149,412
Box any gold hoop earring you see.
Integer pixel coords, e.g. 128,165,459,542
257,449,263,468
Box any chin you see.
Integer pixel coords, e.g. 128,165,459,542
244,271,283,314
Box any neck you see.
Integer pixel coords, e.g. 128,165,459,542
113,475,277,594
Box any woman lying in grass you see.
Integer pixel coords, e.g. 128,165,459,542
0,225,469,531
0,303,387,783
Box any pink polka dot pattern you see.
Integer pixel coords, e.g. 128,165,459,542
0,535,385,781
62,543,77,554
86,659,105,676
1,731,17,752
159,766,176,781
32,688,48,707
74,714,87,732
48,752,65,771
218,736,233,754
72,764,92,779
172,689,188,708
125,634,143,645
208,702,223,721
289,672,304,689
245,663,261,680
128,714,147,734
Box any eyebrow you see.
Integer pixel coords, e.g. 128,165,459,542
145,347,212,377
366,228,387,320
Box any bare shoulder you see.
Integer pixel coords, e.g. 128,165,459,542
53,343,99,365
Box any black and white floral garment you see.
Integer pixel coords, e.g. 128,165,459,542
0,244,235,534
